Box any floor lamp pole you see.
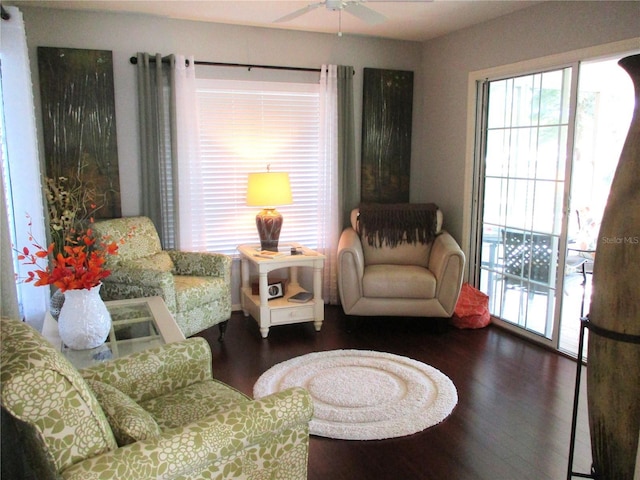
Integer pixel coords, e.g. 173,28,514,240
567,316,595,480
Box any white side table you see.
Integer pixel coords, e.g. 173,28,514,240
237,243,325,338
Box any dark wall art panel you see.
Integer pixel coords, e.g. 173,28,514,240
37,47,121,220
361,68,413,203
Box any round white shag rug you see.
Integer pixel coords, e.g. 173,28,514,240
253,349,458,441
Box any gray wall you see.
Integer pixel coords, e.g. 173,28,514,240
415,0,640,243
20,6,424,218
18,2,640,249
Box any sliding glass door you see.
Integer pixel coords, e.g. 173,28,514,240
478,67,573,342
474,55,635,353
559,58,635,356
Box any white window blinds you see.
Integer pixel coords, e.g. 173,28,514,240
187,79,322,255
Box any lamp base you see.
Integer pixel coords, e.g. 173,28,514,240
256,208,283,252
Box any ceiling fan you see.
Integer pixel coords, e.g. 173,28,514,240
275,1,384,25
274,0,431,35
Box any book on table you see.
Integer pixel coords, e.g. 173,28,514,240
254,250,286,259
288,291,313,303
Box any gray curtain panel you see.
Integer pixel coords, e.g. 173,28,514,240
337,65,358,229
136,52,178,249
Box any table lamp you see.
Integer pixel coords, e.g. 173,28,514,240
246,169,292,251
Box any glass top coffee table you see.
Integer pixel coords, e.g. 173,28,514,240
43,296,185,369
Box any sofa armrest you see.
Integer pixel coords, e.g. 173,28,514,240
61,387,313,480
80,338,212,404
337,228,365,313
168,251,231,280
428,231,465,316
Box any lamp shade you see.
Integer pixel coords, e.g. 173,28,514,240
246,172,292,207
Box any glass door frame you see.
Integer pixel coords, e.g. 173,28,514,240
472,64,579,349
461,38,640,351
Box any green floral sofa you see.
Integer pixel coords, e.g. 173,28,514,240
92,216,232,339
0,317,313,479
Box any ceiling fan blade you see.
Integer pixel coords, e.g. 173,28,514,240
274,3,322,23
344,3,387,25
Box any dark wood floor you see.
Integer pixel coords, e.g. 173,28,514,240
195,306,592,480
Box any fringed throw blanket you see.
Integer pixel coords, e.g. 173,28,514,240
358,203,439,248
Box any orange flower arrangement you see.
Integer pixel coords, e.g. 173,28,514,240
44,174,106,260
18,215,119,292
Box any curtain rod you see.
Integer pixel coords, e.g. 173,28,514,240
129,56,320,73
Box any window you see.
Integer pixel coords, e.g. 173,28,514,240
186,79,322,256
0,6,49,323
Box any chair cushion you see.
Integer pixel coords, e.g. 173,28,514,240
93,216,163,265
86,379,161,446
362,240,433,268
363,265,437,299
140,379,250,431
125,251,175,273
0,318,117,473
174,276,228,312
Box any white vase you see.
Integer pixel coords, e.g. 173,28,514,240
58,284,111,350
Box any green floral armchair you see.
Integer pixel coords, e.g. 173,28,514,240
1,317,313,479
92,216,231,339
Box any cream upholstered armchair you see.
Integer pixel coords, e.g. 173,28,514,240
337,204,465,318
92,216,231,339
1,317,313,480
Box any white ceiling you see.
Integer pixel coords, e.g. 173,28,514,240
10,0,543,42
